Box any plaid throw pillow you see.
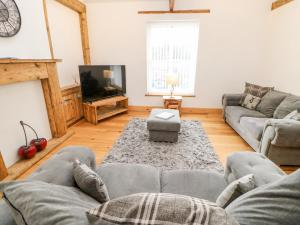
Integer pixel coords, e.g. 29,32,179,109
240,82,274,105
87,193,239,225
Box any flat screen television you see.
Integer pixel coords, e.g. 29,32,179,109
79,65,126,102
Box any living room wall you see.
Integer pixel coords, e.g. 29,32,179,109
46,0,85,87
86,0,271,108
266,0,300,95
0,0,52,167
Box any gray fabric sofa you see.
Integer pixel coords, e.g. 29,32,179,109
0,146,286,225
223,93,300,166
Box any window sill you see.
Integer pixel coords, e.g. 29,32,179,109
145,93,196,97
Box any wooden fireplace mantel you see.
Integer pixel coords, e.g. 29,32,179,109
0,59,67,138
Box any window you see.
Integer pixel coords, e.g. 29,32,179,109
147,21,199,96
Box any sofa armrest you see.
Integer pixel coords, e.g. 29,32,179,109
224,152,286,187
263,119,300,148
28,146,96,187
222,94,243,107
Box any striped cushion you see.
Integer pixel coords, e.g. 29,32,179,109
87,193,239,225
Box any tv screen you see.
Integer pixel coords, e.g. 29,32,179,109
79,65,126,102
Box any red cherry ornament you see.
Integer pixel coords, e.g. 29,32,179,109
30,138,47,151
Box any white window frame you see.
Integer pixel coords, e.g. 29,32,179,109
146,20,200,96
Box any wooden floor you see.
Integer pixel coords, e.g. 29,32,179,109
18,110,296,179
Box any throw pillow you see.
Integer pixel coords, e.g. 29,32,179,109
256,90,289,118
88,193,239,225
0,180,99,225
216,174,256,208
226,169,300,225
241,94,261,110
274,95,300,119
240,82,274,105
284,110,300,121
73,159,110,203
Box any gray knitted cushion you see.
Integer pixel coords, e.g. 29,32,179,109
73,160,110,203
216,174,256,208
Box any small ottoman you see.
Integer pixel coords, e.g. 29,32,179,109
147,109,181,142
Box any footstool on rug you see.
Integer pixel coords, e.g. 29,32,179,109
147,109,181,142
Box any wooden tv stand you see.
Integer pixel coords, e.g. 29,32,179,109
83,96,128,124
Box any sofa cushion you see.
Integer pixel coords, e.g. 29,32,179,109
96,163,161,199
216,174,256,208
161,170,227,202
241,94,261,110
225,106,267,124
226,169,300,225
240,117,269,140
73,160,110,203
240,82,274,104
256,90,289,117
274,95,300,119
225,152,286,186
284,110,300,121
0,180,99,225
88,193,239,225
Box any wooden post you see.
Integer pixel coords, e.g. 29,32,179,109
41,63,67,137
0,151,8,181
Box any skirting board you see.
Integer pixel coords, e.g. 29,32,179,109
1,131,74,182
128,106,222,114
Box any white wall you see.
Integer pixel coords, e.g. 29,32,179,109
266,1,300,95
0,0,52,167
46,0,84,87
86,0,271,108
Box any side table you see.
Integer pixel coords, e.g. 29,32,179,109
163,96,183,113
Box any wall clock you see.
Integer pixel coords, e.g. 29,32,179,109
0,0,21,37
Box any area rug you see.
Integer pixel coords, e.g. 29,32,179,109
102,118,224,173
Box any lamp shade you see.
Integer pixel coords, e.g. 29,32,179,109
103,70,113,79
166,74,179,86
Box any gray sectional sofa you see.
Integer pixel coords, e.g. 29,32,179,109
223,92,300,166
0,146,287,225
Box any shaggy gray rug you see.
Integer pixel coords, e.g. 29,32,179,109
102,118,224,173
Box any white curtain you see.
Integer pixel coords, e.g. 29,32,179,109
147,21,199,95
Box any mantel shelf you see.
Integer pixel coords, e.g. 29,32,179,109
0,59,62,64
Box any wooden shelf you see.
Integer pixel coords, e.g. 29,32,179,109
97,107,128,121
0,59,62,64
1,131,74,182
83,96,128,124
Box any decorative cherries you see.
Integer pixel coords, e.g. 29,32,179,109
18,121,48,159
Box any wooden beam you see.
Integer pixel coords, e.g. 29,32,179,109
2,131,74,182
44,0,91,65
169,0,175,11
55,0,85,13
0,59,61,64
0,63,48,85
272,0,294,10
79,12,91,64
43,0,55,59
138,9,211,14
42,63,67,138
0,151,8,181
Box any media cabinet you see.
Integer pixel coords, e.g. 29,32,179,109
83,96,128,124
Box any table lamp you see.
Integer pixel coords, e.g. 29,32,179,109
166,74,179,98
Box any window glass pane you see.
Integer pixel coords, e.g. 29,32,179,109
147,21,199,95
